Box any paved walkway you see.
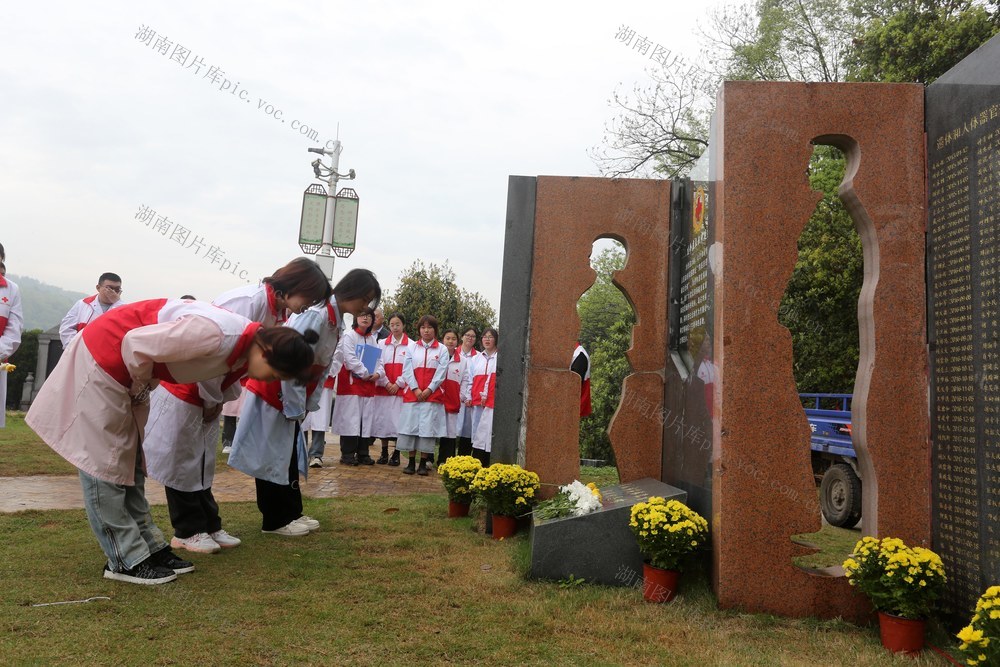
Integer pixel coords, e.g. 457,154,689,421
0,444,444,513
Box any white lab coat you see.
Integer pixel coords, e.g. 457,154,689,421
59,294,128,347
330,328,384,438
0,277,23,428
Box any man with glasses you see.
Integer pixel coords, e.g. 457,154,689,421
59,273,127,347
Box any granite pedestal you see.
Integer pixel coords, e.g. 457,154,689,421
529,478,686,586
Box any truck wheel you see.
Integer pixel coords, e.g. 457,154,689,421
820,463,862,528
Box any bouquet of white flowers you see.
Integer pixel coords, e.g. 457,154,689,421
534,480,603,520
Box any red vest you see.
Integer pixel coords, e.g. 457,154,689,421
402,339,446,404
469,351,497,408
336,328,379,397
374,334,409,397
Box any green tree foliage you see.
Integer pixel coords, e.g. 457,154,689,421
596,0,997,393
577,247,635,463
380,261,496,340
847,0,999,83
6,329,40,410
779,147,863,392
576,248,634,349
711,0,855,82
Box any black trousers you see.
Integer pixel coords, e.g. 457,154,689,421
457,436,473,457
438,437,456,464
472,447,490,467
340,436,375,459
165,487,222,538
222,415,237,445
255,425,303,531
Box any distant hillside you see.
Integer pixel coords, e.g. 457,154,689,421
6,274,86,332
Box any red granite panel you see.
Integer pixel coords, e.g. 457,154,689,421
610,372,665,483
524,177,671,485
523,368,586,498
714,81,929,619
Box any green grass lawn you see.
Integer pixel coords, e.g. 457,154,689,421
1,495,957,666
0,412,77,476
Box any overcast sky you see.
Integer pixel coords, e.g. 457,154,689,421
1,0,722,315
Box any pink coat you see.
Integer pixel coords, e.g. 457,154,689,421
26,299,260,485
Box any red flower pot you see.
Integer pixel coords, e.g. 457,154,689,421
491,514,517,539
642,563,680,603
447,500,470,518
878,611,925,655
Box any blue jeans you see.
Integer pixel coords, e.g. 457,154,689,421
79,459,168,571
307,430,326,459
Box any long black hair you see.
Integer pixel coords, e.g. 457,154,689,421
265,258,333,304
256,327,319,379
334,268,381,311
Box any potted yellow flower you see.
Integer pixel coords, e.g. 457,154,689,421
628,497,708,603
437,455,482,517
957,586,1000,667
842,536,946,655
469,463,540,539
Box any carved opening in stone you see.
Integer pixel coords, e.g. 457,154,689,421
576,237,634,477
784,140,869,575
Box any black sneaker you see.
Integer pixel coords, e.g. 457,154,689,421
103,560,177,585
388,451,400,467
403,458,416,475
417,460,429,476
150,547,195,574
339,456,359,466
376,451,389,465
357,455,376,465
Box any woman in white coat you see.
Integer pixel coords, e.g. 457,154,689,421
0,247,23,429
144,259,334,555
468,327,498,466
455,327,479,456
217,258,335,453
330,308,384,465
436,329,471,464
229,268,380,536
25,299,317,585
397,315,450,476
371,312,409,466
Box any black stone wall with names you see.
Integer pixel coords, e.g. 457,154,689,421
926,32,1000,623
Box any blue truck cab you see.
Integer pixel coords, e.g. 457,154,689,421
801,393,862,528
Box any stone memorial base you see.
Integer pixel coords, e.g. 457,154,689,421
528,478,686,586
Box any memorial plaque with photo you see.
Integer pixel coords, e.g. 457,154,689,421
664,146,717,526
926,32,1000,623
677,180,712,370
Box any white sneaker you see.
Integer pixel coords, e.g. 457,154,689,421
170,532,221,554
222,445,232,454
262,521,310,536
209,529,242,548
309,457,323,468
293,515,320,531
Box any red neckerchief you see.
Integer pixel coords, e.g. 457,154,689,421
264,283,286,323
226,322,264,367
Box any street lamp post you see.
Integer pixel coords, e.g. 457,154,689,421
306,140,356,278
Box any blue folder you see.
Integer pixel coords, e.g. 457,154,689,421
355,344,382,375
